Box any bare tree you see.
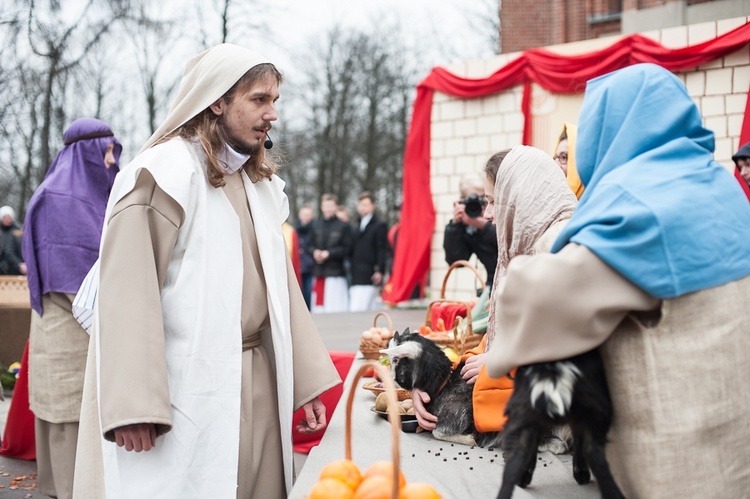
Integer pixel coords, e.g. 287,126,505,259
284,24,415,225
127,2,182,135
193,0,269,46
24,0,128,178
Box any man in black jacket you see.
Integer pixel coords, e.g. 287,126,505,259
349,192,388,311
443,173,497,292
308,193,353,312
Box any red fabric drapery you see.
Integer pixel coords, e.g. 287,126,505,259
735,84,750,200
384,23,750,304
0,340,36,460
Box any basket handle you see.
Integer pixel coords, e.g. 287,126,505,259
345,361,401,499
440,260,486,299
372,311,393,332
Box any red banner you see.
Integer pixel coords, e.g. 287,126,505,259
384,22,750,304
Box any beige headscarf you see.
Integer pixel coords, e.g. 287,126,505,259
140,44,271,153
485,145,578,350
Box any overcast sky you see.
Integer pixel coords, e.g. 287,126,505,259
264,0,497,77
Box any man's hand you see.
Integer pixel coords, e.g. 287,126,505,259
296,397,327,434
460,353,487,385
463,215,489,230
18,262,27,275
371,271,383,285
114,423,156,452
313,249,330,263
412,388,438,431
452,201,467,224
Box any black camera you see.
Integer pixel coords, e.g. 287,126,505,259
460,193,486,219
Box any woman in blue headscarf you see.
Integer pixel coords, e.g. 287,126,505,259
485,63,750,497
22,117,121,499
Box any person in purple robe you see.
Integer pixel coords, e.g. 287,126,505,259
22,117,121,499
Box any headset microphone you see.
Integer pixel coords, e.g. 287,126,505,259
264,133,273,150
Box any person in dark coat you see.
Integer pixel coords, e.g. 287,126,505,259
294,205,315,309
349,192,387,311
443,172,498,293
0,206,25,275
308,193,352,312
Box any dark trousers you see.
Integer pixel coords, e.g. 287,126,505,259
301,272,314,310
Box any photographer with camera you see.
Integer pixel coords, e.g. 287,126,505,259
443,172,498,290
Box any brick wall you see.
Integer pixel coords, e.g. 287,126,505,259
428,17,750,301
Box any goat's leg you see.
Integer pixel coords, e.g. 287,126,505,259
571,427,590,485
579,427,626,499
497,426,541,499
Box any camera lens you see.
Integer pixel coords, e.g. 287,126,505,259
463,194,484,218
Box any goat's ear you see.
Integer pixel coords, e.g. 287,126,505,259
402,327,410,336
393,330,401,342
380,342,421,359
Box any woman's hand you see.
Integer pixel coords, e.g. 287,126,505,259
412,388,438,431
460,353,487,385
114,423,156,452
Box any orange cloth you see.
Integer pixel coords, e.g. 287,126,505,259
453,335,515,433
430,302,468,332
281,222,301,285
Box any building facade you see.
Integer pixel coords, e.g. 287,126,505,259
501,0,750,53
429,16,750,300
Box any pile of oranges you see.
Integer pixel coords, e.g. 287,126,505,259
309,459,441,499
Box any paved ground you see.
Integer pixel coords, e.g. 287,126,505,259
0,305,427,498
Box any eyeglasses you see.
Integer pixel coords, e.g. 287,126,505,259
554,152,568,165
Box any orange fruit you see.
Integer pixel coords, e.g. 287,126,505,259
399,482,441,498
320,459,363,490
362,461,406,490
353,475,393,499
310,477,355,499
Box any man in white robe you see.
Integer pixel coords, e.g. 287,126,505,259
73,44,341,499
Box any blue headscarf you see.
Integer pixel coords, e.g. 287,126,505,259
551,63,750,299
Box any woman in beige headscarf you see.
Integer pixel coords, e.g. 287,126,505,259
413,145,577,441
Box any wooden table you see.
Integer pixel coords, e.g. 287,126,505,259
289,358,601,498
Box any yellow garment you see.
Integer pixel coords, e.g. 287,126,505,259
281,222,295,255
556,122,584,199
453,335,514,432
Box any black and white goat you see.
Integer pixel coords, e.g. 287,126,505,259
380,328,503,449
497,350,625,499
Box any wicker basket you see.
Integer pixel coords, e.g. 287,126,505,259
362,380,412,401
359,311,393,360
0,276,30,308
346,362,403,499
424,260,485,355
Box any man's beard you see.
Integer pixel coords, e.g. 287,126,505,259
227,134,262,157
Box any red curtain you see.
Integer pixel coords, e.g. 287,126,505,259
384,23,750,304
0,341,36,460
736,83,750,200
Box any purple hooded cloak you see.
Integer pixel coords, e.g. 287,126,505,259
22,118,122,315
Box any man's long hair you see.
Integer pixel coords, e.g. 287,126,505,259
161,63,283,188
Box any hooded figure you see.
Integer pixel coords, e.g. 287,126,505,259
22,117,121,499
72,44,340,499
486,63,750,497
553,122,584,198
732,141,750,198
